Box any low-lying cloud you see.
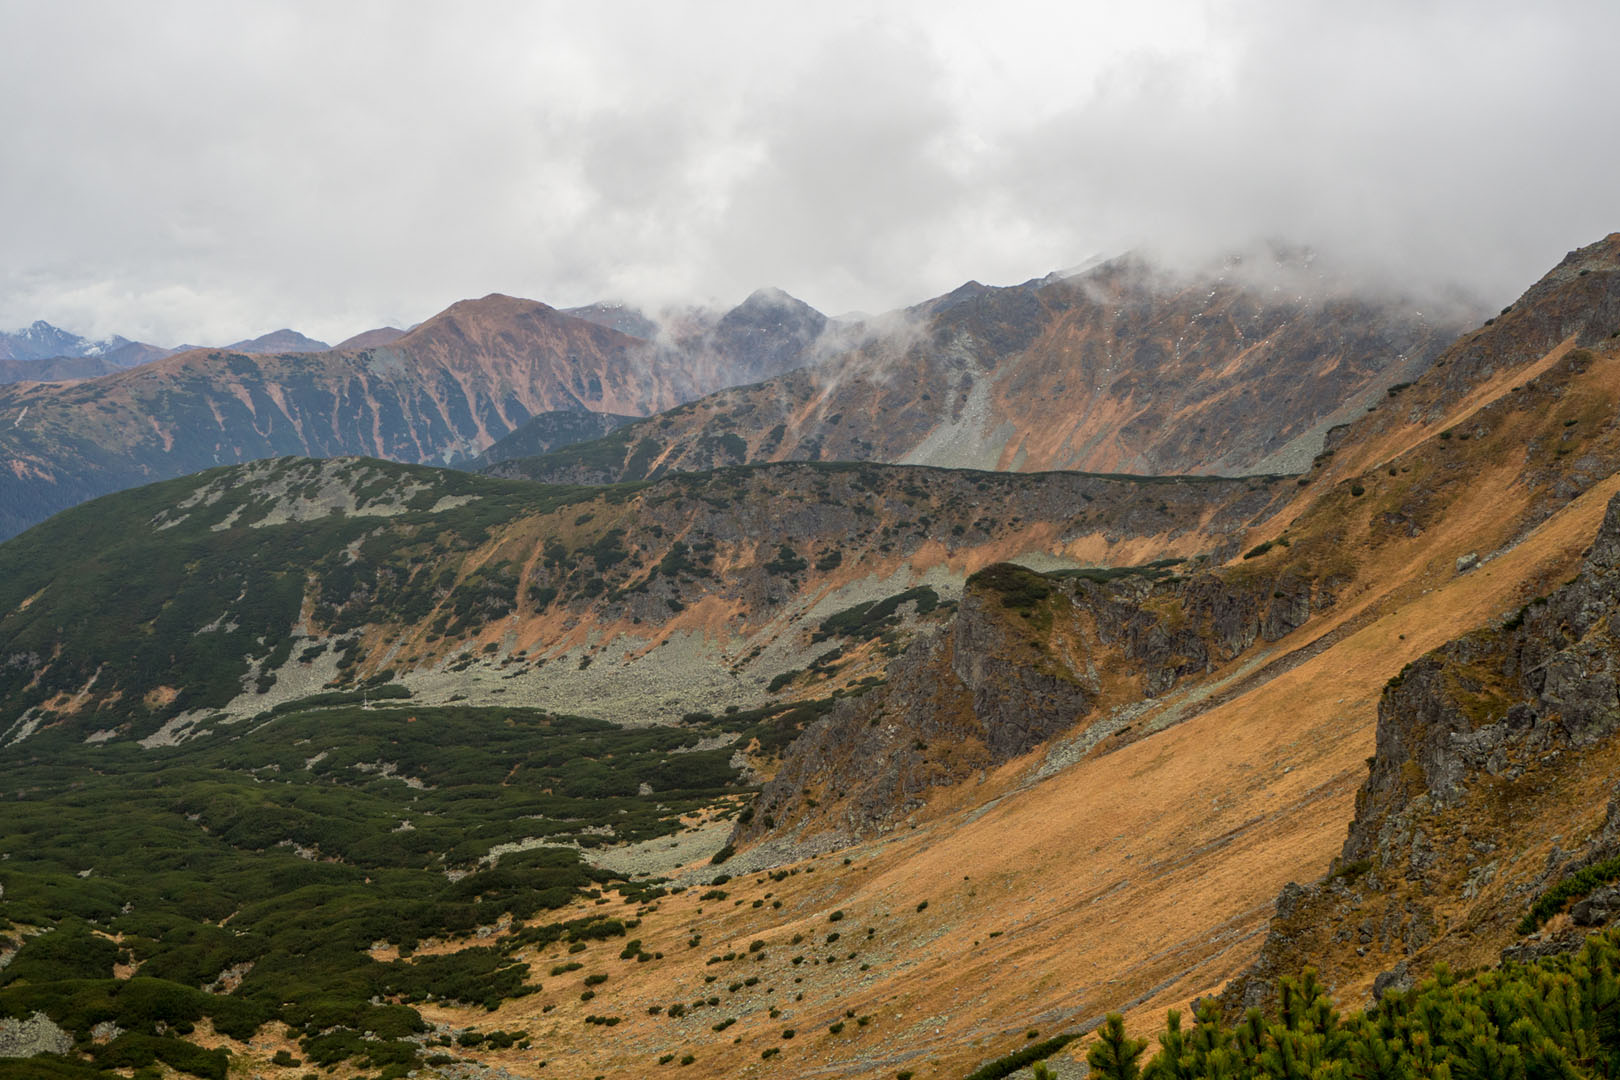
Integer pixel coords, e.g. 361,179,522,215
0,0,1614,345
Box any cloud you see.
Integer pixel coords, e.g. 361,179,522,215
0,0,1614,344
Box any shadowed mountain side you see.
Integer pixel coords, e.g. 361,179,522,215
470,410,641,467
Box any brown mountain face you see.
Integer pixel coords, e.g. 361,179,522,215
659,234,1620,1068
495,254,1479,487
735,236,1620,847
0,289,841,539
331,325,407,350
0,295,696,538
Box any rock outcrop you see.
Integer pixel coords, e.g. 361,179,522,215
1226,490,1620,1012
0,1012,73,1058
734,557,1336,844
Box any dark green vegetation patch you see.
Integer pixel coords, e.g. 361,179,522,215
813,587,941,644
1079,932,1620,1080
0,458,608,739
0,702,756,1076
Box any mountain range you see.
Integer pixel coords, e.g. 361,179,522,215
3,234,1620,1080
0,320,174,383
493,253,1477,488
0,288,829,538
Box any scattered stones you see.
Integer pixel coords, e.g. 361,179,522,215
0,1012,73,1059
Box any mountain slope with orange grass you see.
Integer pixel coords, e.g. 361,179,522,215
421,240,1620,1080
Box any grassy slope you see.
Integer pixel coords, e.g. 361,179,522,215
407,316,1620,1076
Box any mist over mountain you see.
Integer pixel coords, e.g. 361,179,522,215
494,248,1483,486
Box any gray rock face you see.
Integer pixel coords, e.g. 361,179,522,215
1371,962,1412,1002
1226,491,1620,1013
0,1012,73,1058
1571,884,1620,926
735,558,1332,844
1346,492,1620,865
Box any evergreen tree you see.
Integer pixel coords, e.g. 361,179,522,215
1089,1012,1149,1080
1189,999,1234,1077
1236,1008,1270,1069
1146,1009,1192,1080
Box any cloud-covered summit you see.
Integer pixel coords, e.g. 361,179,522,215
1,0,1614,345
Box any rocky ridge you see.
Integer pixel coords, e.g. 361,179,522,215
0,457,1294,747
0,288,834,540
495,252,1477,487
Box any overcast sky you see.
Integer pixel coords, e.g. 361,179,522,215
1,0,1615,345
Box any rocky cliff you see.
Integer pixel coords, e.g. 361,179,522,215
1226,489,1620,1011
733,554,1337,844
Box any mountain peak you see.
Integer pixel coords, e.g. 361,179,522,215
737,286,803,308
225,328,331,355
